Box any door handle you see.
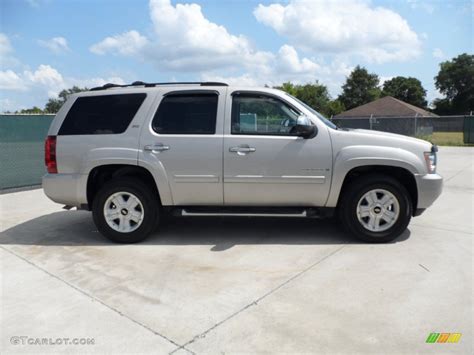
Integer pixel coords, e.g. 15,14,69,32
144,143,170,152
229,145,256,155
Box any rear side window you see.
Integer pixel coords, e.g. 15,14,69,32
152,93,218,134
59,93,146,135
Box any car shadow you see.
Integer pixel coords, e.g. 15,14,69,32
0,210,410,251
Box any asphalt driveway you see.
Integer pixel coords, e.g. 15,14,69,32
0,147,472,354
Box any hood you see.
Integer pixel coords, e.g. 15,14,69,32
330,128,433,155
351,129,431,145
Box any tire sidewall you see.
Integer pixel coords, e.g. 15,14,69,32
341,177,412,243
92,179,158,243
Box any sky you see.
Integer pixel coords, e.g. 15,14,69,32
0,0,472,112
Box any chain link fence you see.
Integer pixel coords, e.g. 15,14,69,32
0,114,54,190
331,115,474,145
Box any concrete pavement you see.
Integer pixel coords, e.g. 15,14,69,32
0,147,472,354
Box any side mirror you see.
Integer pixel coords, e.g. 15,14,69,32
293,115,318,139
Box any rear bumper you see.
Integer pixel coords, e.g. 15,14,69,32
414,173,443,209
42,173,87,207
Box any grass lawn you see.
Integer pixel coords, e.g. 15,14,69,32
418,132,473,146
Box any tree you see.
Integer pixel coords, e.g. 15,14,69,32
434,53,474,115
382,76,427,108
44,86,88,113
338,65,381,110
431,98,452,116
16,106,44,114
326,99,345,117
275,81,334,116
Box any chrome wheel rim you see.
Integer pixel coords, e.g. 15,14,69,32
103,192,144,233
356,189,400,232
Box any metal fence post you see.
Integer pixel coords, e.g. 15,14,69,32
414,114,418,136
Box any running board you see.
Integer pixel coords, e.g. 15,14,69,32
181,209,308,218
173,206,334,218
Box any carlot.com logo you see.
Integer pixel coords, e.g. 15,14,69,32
426,333,462,343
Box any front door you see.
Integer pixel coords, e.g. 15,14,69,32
223,92,332,206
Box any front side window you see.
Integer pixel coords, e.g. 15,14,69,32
152,93,218,134
59,93,146,135
231,94,301,135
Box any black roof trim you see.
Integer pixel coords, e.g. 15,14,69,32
90,81,228,91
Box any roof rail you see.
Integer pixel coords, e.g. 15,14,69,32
90,81,228,91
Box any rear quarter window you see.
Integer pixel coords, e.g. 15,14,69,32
58,93,146,135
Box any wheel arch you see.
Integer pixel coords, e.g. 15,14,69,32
86,164,162,210
334,165,418,214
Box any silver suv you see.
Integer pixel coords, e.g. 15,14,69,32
43,82,443,243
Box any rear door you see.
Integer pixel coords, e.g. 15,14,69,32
139,88,226,205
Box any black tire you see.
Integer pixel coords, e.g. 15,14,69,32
92,178,160,243
338,174,412,243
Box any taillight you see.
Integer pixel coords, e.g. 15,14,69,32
45,135,57,173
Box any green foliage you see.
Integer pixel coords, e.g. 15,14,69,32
434,53,474,115
338,65,381,110
275,81,342,117
44,86,88,113
431,98,453,115
326,100,345,117
16,106,44,114
382,76,427,108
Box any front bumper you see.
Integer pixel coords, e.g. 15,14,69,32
414,173,443,209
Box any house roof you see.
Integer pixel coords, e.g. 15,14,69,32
334,96,438,118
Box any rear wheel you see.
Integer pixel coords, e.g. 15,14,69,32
338,174,412,243
92,178,159,243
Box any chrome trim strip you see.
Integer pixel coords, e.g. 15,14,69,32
224,175,325,184
174,175,220,183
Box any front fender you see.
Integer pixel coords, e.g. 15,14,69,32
325,145,425,207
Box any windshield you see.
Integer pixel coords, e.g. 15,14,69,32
285,93,338,129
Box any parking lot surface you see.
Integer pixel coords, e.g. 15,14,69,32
1,147,472,354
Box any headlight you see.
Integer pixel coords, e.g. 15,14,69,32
424,151,437,174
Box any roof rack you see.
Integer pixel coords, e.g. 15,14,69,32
90,81,228,91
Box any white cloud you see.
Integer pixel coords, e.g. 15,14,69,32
406,0,435,14
0,70,26,90
90,31,148,56
24,64,64,89
0,33,19,67
254,0,422,63
38,37,70,54
1,32,127,110
432,48,445,59
89,0,356,96
202,49,353,97
71,76,126,89
200,73,260,87
277,45,319,74
1,64,125,102
0,33,13,58
90,0,273,72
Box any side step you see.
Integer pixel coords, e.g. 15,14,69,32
173,206,334,218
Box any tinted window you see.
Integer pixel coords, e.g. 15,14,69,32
152,94,218,134
231,95,301,135
59,94,146,135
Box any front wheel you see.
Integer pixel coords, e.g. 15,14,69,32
338,175,412,243
92,178,159,243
